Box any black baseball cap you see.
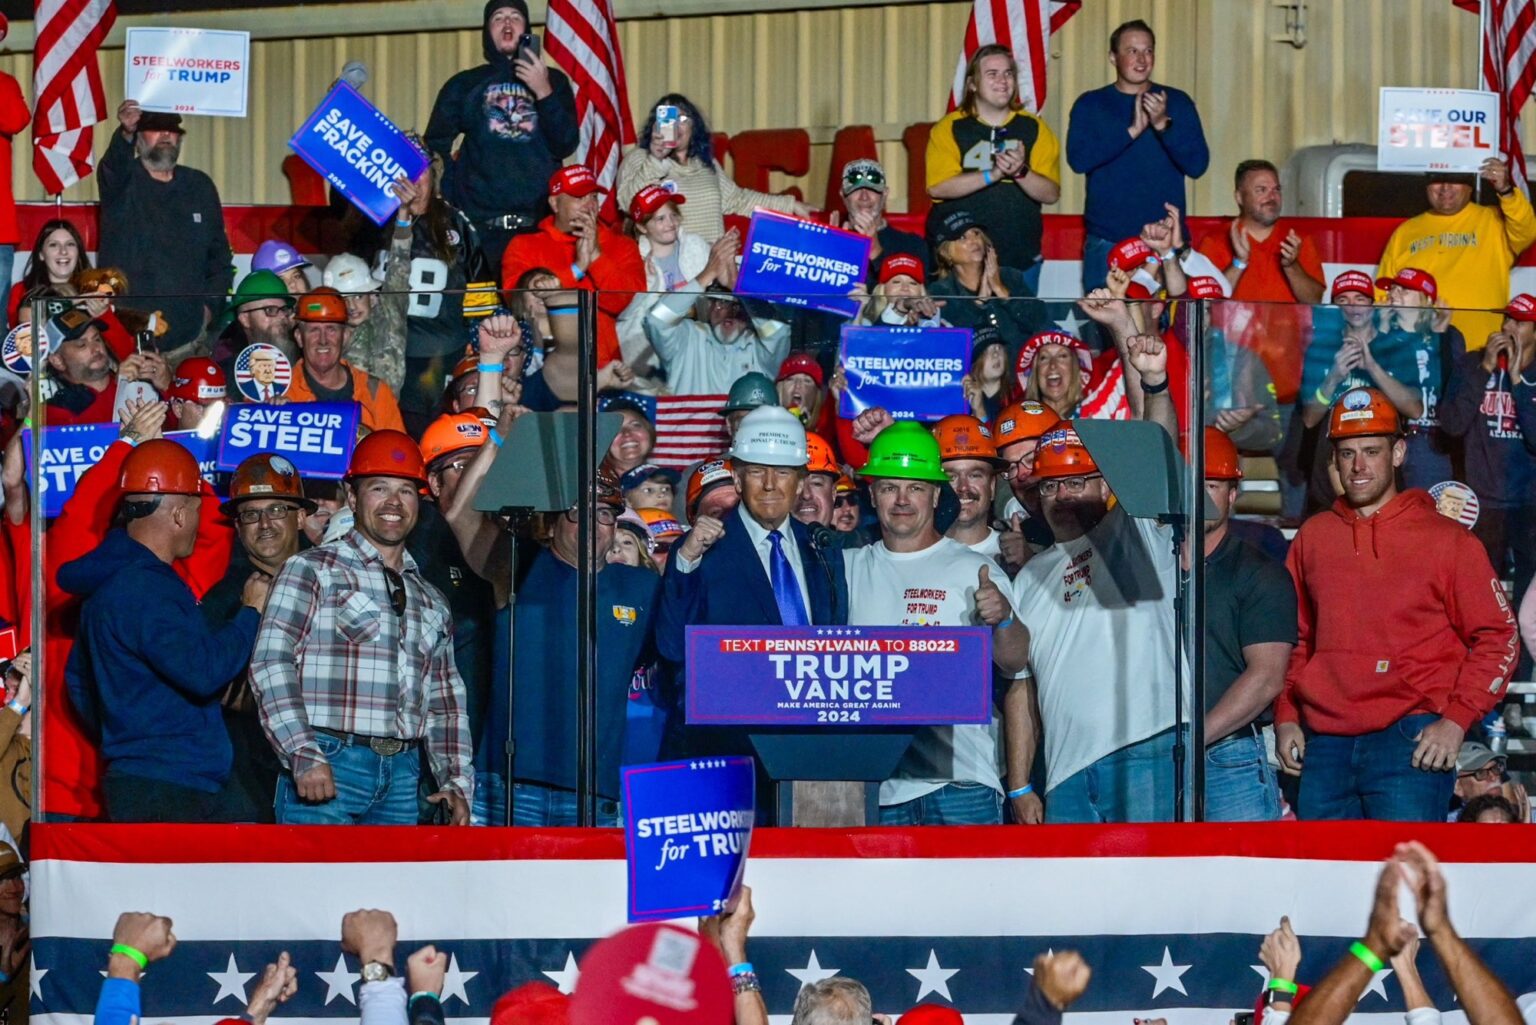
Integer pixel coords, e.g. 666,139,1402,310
930,207,980,247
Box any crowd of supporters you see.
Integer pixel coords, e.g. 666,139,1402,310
0,5,1531,839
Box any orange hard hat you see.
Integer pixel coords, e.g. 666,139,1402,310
687,458,735,513
637,506,685,543
295,287,348,324
804,432,840,476
421,411,489,466
450,352,481,383
221,453,315,515
1030,424,1100,480
347,429,427,484
1328,386,1401,440
165,357,226,403
991,401,1062,449
120,439,202,496
1203,426,1243,481
931,413,1006,466
835,473,856,494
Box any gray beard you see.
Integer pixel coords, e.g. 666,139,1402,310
140,141,180,173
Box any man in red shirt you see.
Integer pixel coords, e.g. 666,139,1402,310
44,310,171,427
1276,387,1516,821
1196,159,1325,404
501,165,644,369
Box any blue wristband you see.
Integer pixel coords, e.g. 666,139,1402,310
570,262,586,281
1007,784,1033,799
409,992,441,1005
996,616,1014,631
477,361,504,374
5,701,26,717
728,962,754,977
982,169,994,186
487,427,505,449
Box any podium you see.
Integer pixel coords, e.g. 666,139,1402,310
685,625,993,826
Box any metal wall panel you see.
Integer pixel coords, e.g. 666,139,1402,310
0,0,1524,218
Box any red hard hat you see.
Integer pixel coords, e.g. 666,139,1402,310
165,357,226,403
1031,424,1100,480
421,411,489,465
347,429,428,484
221,453,315,515
1203,426,1243,480
1328,386,1401,440
120,440,202,496
931,413,1005,466
295,287,349,324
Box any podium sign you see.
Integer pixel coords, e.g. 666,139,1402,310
685,625,992,726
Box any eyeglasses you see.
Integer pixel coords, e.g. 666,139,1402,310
833,494,859,508
843,167,886,190
383,566,407,620
564,506,619,525
1000,455,1034,481
1459,763,1505,782
438,458,472,476
1037,475,1101,497
235,504,300,525
251,305,293,319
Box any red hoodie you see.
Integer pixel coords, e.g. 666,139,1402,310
1277,488,1516,736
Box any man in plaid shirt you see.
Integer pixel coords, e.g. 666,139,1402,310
251,430,473,825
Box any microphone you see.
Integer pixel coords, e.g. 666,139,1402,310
807,524,841,624
809,524,837,551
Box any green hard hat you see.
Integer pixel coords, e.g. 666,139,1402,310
858,421,950,482
229,270,296,311
718,371,779,415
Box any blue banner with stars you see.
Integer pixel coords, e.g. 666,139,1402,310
683,625,992,726
622,757,755,923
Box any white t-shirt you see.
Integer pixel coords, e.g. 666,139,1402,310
1009,507,1186,792
964,528,1008,573
845,536,1020,806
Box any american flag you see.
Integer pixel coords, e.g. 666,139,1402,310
28,824,1536,1025
950,0,1081,114
31,0,117,195
603,392,730,471
544,0,636,224
1455,0,1536,192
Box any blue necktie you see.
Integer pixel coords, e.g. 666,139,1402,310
768,529,810,626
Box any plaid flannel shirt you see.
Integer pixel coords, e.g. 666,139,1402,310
249,530,473,801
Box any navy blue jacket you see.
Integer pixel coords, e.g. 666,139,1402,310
656,506,848,665
61,529,260,793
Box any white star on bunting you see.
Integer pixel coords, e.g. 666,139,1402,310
907,949,960,1002
208,953,257,1005
542,951,580,994
788,950,840,988
1141,947,1192,998
315,953,359,1006
440,953,478,1005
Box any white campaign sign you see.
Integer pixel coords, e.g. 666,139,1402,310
125,27,250,118
1378,87,1499,172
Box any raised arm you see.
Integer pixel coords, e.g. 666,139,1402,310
1288,859,1417,1025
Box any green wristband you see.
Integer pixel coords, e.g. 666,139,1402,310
1267,979,1299,995
1349,941,1384,973
1314,387,1331,406
110,944,149,969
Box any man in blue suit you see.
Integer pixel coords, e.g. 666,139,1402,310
656,406,849,801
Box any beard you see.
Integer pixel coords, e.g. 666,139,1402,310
140,140,181,173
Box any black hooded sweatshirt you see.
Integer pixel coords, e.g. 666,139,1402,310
424,0,580,221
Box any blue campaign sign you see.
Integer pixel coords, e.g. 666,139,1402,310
623,757,754,924
685,625,993,726
216,402,360,479
21,425,222,519
289,81,428,226
838,325,971,422
735,210,871,319
165,429,225,497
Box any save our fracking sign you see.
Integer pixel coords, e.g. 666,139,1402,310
683,625,993,726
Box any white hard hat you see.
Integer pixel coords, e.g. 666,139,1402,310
729,406,808,468
322,253,381,294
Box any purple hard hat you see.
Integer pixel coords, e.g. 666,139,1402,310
252,239,311,275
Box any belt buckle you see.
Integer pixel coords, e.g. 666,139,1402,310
370,737,405,757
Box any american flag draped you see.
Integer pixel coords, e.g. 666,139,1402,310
545,0,636,223
31,0,117,195
602,392,730,470
1454,0,1536,192
949,0,1081,114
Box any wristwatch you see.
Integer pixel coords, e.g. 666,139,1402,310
360,961,394,983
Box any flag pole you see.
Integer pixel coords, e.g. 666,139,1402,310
1477,0,1489,202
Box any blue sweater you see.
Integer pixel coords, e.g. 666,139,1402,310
1066,83,1209,242
61,529,260,793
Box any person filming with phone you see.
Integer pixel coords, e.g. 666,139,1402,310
425,1,579,271
618,94,810,243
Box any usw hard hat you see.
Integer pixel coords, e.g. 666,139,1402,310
686,458,735,514
166,357,227,403
347,429,427,485
295,287,349,324
1328,387,1401,440
804,432,840,476
991,401,1061,448
859,421,949,482
421,411,489,466
1203,426,1243,481
221,453,314,516
729,405,808,467
718,371,778,415
1031,424,1100,480
120,440,202,496
931,413,1006,467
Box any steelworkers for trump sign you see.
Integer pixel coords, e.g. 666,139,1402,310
735,211,871,318
684,626,992,726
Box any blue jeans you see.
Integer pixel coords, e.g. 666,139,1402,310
880,781,1003,825
511,782,620,827
1081,235,1116,293
274,733,422,825
1046,727,1183,823
472,771,508,826
1204,730,1281,822
1297,713,1456,821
